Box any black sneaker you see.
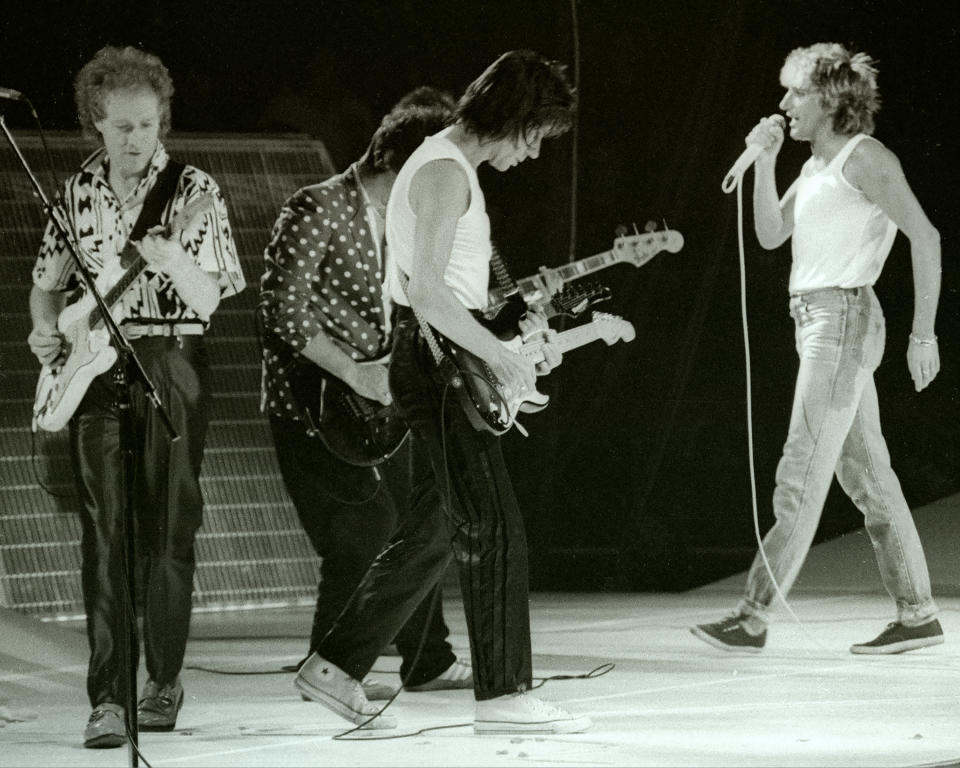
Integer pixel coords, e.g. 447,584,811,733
850,618,944,655
690,615,766,653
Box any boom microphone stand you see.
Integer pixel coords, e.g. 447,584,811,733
1,108,177,768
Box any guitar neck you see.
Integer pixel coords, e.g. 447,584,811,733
518,322,609,363
520,250,622,290
88,247,150,329
489,248,624,307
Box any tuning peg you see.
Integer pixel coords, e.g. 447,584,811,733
644,220,657,233
614,224,628,237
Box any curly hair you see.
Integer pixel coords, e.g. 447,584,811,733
74,46,175,140
456,49,576,144
781,43,880,136
360,93,455,175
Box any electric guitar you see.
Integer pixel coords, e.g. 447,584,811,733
32,193,216,432
288,356,410,467
481,278,612,336
439,311,636,436
486,229,684,313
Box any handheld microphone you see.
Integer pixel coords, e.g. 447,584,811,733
721,115,786,193
0,86,24,101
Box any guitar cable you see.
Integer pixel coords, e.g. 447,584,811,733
327,382,614,740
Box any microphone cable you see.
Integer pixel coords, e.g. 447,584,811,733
730,174,833,655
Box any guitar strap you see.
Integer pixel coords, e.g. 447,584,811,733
120,160,186,268
394,269,463,386
489,245,519,296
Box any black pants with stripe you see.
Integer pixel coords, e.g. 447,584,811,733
70,336,209,709
268,415,455,685
317,308,532,700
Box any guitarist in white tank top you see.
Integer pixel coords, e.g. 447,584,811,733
295,50,592,734
692,43,943,656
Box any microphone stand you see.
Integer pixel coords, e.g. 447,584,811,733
1,113,178,768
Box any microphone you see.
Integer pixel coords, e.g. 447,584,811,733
0,86,24,101
721,114,786,193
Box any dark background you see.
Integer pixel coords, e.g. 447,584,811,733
2,0,957,590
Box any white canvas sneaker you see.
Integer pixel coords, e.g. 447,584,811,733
295,653,396,729
474,691,591,734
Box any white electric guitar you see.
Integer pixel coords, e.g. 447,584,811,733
439,311,636,436
32,193,215,432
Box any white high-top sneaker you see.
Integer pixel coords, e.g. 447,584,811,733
295,653,397,729
474,691,591,734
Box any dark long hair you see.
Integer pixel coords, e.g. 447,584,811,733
456,50,576,144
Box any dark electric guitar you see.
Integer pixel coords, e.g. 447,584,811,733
439,311,636,436
482,277,612,335
288,356,410,467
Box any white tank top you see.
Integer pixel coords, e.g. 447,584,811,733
789,133,897,294
385,127,491,310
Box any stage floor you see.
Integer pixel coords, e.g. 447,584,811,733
4,496,960,766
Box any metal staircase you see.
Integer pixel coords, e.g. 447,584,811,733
0,132,336,616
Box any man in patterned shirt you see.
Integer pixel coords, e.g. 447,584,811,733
258,95,473,704
28,46,245,748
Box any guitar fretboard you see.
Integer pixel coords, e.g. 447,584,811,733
86,248,150,330
518,321,615,363
489,250,619,305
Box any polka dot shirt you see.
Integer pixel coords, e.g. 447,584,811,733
258,166,389,420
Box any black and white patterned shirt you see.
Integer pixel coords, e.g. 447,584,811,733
33,143,245,321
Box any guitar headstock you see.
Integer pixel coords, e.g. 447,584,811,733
590,311,636,345
169,191,217,237
549,281,612,318
613,229,684,268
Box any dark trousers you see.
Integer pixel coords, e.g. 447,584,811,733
70,336,210,708
318,309,533,701
268,416,455,685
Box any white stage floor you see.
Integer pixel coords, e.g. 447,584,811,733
3,496,960,767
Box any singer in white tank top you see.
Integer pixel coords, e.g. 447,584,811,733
691,42,943,656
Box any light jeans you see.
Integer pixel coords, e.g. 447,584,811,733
737,286,938,627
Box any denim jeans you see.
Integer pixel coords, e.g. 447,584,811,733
738,286,938,627
317,307,533,700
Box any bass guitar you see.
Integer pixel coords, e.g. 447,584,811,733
289,356,410,467
440,311,636,436
486,228,684,313
32,193,215,432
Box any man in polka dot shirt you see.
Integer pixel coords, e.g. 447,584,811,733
258,94,473,700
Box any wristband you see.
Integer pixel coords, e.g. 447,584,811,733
909,333,937,346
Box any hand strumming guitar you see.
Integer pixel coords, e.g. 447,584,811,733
488,309,562,398
348,362,393,406
28,323,66,368
139,225,221,319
